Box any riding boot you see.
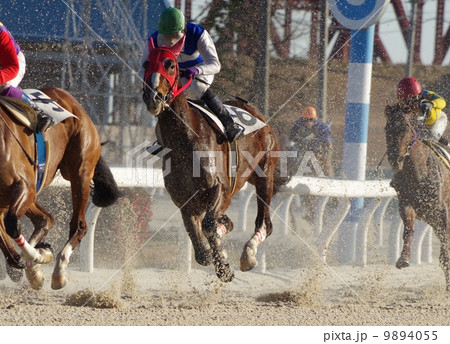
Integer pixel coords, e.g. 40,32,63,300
438,136,450,148
201,89,244,143
20,93,54,132
146,141,163,155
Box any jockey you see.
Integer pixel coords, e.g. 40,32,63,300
139,7,244,144
397,77,448,147
287,106,333,176
0,21,52,132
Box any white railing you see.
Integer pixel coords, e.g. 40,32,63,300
19,167,435,272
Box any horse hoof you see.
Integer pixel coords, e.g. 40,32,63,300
215,263,234,283
51,274,68,290
25,266,45,290
195,249,213,266
396,258,409,269
240,245,258,271
6,265,23,283
37,248,53,265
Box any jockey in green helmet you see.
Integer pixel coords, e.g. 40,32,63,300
139,7,244,150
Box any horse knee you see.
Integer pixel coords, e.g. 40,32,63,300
202,212,217,238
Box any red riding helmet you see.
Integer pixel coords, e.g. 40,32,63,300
397,77,422,100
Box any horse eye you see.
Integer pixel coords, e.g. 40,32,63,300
163,58,175,72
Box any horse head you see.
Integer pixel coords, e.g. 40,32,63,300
384,104,421,172
142,35,185,115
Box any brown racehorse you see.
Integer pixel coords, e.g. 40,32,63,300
142,37,279,282
0,87,120,290
385,104,450,291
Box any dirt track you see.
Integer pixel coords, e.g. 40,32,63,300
1,262,450,326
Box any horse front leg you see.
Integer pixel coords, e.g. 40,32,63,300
4,181,52,289
241,161,275,272
396,203,415,269
181,212,212,266
202,184,234,282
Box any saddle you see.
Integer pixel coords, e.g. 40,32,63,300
0,90,75,194
0,89,77,131
187,100,267,194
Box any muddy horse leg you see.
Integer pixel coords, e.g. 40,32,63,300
241,159,275,271
202,184,234,282
181,212,212,266
396,203,415,269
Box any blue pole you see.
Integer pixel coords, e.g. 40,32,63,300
338,26,375,262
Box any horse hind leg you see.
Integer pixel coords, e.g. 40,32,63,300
241,160,275,272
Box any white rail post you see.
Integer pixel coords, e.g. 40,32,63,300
354,198,381,266
79,203,102,272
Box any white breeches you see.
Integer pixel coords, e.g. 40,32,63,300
181,73,214,100
421,112,448,141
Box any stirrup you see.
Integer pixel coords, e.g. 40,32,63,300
35,113,54,133
226,123,245,143
146,141,163,155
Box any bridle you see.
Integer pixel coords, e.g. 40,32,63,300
388,112,423,169
143,36,193,106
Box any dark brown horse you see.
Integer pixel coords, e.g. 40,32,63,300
142,38,279,282
0,87,120,290
385,104,450,291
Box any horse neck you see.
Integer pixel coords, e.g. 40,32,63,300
158,95,196,146
403,141,429,179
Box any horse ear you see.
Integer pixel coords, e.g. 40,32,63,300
148,36,156,53
170,34,186,58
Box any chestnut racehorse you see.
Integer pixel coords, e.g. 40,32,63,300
385,104,450,291
142,37,279,282
0,87,120,290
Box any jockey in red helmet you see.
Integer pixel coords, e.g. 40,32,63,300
397,77,448,147
0,21,53,132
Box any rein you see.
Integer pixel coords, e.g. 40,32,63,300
0,112,35,165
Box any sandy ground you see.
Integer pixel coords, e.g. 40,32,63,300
1,191,450,331
1,263,450,327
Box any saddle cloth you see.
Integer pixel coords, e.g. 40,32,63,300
187,100,266,136
186,100,260,194
0,89,76,131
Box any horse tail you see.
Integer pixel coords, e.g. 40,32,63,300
91,156,121,207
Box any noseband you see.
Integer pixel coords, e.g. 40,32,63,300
143,39,193,104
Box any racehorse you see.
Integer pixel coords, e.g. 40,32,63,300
142,37,280,282
385,103,450,291
0,87,120,290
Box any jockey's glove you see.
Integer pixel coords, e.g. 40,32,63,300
180,67,199,79
420,100,433,117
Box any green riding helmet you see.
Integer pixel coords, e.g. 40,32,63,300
158,7,185,34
